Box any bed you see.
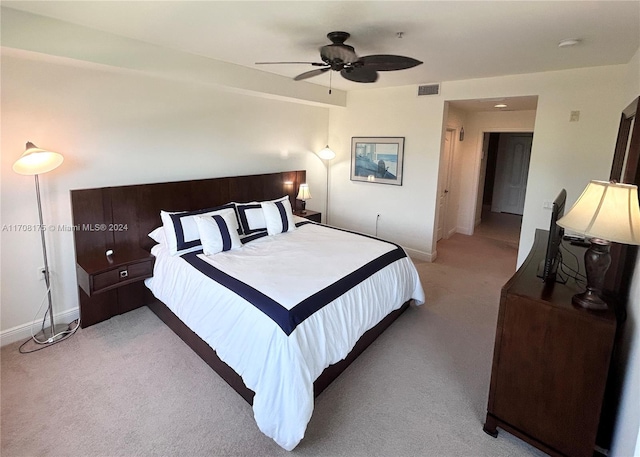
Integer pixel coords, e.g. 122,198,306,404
70,171,425,450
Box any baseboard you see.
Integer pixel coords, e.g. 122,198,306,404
404,247,436,262
457,225,474,236
1,307,80,347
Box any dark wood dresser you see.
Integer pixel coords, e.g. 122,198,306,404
484,229,616,457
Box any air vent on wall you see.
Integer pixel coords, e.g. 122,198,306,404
418,83,440,96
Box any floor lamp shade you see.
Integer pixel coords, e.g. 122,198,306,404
317,145,336,160
556,180,640,310
13,142,64,175
315,146,335,224
13,142,70,344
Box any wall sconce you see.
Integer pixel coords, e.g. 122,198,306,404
459,126,465,142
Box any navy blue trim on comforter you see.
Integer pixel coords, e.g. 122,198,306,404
181,222,407,336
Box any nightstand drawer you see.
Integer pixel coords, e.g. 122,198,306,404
92,269,120,292
91,259,153,293
77,248,155,297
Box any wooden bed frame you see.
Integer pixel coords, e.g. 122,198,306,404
70,170,411,404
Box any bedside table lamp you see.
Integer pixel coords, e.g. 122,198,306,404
13,142,75,345
557,180,640,310
296,183,312,214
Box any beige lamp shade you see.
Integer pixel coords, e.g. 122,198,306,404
296,183,312,201
557,180,640,245
317,145,336,160
13,142,64,175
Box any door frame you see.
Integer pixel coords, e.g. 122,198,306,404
469,127,534,236
437,128,457,241
490,133,533,215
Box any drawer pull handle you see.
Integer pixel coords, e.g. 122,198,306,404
119,270,128,279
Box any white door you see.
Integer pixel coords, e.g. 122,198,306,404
437,129,456,240
491,133,532,215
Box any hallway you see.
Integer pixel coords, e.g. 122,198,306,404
473,206,522,248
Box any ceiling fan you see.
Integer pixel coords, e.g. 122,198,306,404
256,31,423,84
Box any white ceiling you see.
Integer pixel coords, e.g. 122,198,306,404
3,1,639,94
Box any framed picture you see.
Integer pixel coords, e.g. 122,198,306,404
350,137,405,185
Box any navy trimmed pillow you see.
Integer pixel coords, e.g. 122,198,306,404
160,203,236,256
195,209,242,255
236,203,267,235
261,196,296,235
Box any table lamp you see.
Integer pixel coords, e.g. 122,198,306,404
296,183,312,214
557,180,640,310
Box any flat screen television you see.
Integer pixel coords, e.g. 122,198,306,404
537,189,567,282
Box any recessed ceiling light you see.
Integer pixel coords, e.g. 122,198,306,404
558,38,581,48
494,104,507,108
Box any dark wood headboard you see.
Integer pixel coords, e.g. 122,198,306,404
70,170,306,257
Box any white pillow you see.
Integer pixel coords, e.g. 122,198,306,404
261,196,296,236
148,227,166,245
195,209,242,255
161,203,236,255
236,202,267,235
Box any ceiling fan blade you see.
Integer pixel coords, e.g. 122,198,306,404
340,67,378,83
255,61,327,66
359,55,423,71
294,67,330,81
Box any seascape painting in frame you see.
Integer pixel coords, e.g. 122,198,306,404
350,137,405,186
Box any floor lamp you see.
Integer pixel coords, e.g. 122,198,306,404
317,145,335,224
13,142,73,344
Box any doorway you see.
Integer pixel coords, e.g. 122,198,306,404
437,128,456,241
476,132,532,246
436,96,538,256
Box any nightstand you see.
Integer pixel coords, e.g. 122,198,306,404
294,210,321,223
76,247,155,327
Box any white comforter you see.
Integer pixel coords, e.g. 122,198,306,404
145,221,425,450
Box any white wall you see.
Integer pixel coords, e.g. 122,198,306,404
0,49,330,341
328,85,443,260
328,65,626,264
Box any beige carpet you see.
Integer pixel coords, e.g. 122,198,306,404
1,234,546,457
